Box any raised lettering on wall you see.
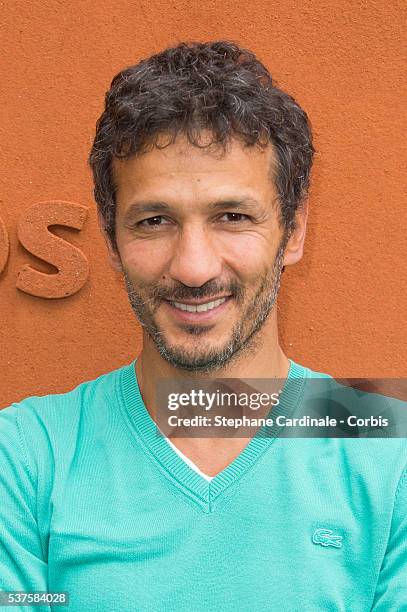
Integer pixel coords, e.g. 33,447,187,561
16,201,89,299
0,215,9,275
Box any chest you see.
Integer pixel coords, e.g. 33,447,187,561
46,445,382,612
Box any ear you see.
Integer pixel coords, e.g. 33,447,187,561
283,200,309,267
97,211,123,272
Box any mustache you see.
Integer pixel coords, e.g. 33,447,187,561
152,279,244,302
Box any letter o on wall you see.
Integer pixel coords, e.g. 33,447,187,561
0,215,10,274
17,201,90,299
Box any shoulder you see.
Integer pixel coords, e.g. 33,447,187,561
1,360,131,423
0,361,134,472
290,359,407,483
289,359,333,381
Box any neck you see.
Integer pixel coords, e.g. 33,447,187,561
135,311,290,422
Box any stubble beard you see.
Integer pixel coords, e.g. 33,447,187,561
123,243,286,374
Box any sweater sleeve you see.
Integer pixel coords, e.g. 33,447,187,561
371,465,407,610
0,403,50,606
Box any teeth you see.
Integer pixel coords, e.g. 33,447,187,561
172,297,227,312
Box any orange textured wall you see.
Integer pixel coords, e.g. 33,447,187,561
0,0,405,408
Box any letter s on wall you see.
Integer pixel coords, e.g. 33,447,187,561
0,214,10,275
16,201,89,299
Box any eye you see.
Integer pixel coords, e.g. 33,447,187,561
219,212,251,223
138,216,172,228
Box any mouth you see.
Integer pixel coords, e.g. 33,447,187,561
163,296,232,322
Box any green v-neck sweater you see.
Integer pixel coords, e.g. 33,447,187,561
0,359,406,611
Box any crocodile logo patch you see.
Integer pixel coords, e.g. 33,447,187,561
312,528,343,549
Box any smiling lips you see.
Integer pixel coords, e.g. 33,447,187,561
163,295,232,322
172,297,228,313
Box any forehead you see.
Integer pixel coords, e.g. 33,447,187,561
112,134,278,209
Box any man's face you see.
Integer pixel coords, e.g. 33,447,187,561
110,134,304,373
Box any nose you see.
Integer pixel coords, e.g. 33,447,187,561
168,223,222,288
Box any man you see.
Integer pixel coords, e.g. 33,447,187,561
0,41,406,611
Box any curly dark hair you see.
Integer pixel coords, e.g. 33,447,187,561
89,40,315,251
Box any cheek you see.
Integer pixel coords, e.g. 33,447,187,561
219,233,276,278
119,239,172,282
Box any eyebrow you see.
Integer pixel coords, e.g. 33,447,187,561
122,198,262,224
